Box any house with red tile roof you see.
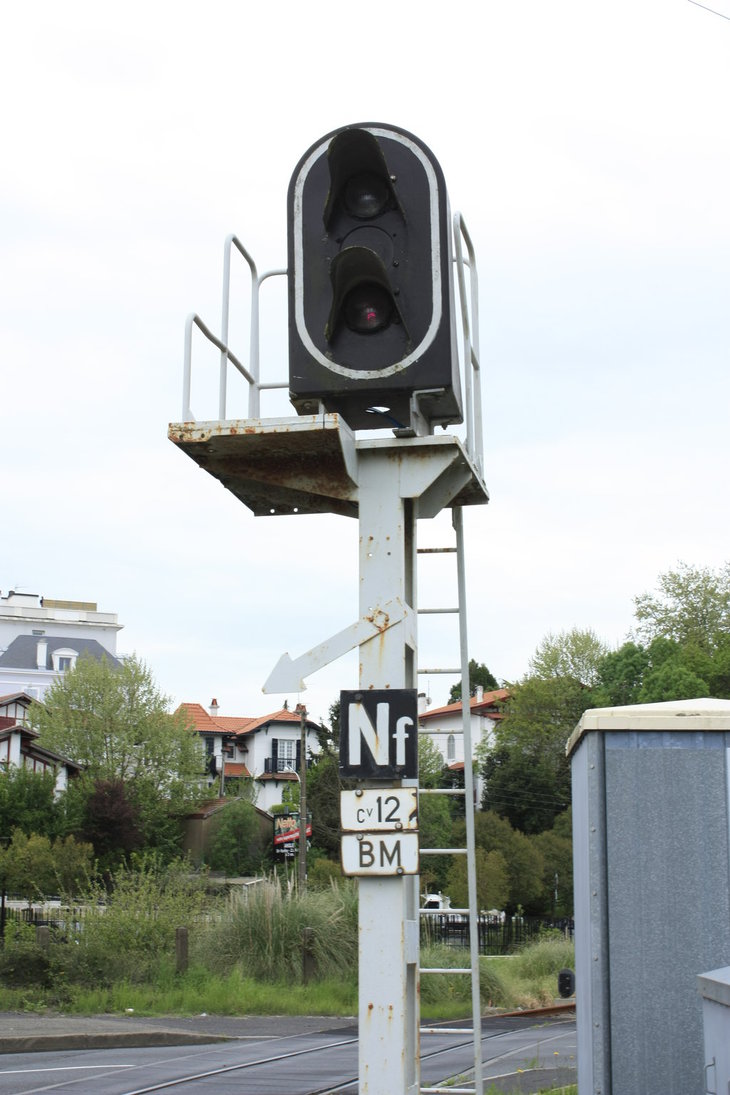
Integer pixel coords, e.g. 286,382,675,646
177,699,321,812
419,686,510,805
0,692,81,794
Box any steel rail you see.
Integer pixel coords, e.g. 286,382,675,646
118,1033,358,1095
117,1027,486,1095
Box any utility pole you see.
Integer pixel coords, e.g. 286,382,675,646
298,704,307,890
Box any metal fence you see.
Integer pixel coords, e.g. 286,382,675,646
0,904,88,938
421,915,574,955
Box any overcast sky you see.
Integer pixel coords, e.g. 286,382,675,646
2,0,729,726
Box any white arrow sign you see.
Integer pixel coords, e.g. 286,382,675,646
262,598,413,693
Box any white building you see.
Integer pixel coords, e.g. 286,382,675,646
178,699,321,813
0,589,122,699
419,686,509,805
0,691,81,794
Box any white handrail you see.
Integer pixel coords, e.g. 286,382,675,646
182,237,286,424
184,220,481,445
453,213,484,476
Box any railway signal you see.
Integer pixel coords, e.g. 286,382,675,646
287,122,462,432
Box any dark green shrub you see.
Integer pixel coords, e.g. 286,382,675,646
0,922,52,988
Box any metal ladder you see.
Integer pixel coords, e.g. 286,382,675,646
417,504,482,1095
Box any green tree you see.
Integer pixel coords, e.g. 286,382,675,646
445,847,509,912
207,794,268,876
595,642,649,706
33,655,203,797
482,744,570,835
529,628,609,687
1,829,55,905
418,733,447,789
448,660,499,703
530,810,574,917
470,810,544,914
33,655,204,861
633,561,730,653
306,752,352,859
596,636,717,707
73,779,144,874
0,767,60,839
316,700,340,753
51,834,95,899
419,793,455,893
638,662,709,704
482,675,586,833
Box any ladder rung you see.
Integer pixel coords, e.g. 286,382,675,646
418,726,466,735
418,607,459,614
420,847,467,855
420,907,469,915
418,667,461,674
421,1088,477,1094
421,1027,475,1035
417,547,457,554
418,787,466,796
420,967,472,974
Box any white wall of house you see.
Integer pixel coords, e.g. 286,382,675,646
0,591,121,651
1,693,78,796
419,688,508,807
0,590,122,699
191,702,320,814
249,723,317,812
425,711,498,767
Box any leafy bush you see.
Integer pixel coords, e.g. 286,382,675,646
206,797,268,876
0,922,52,988
307,857,341,888
53,858,211,986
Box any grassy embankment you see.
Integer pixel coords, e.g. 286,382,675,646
0,869,574,1021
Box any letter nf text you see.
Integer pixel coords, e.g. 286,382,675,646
349,702,390,767
339,688,418,779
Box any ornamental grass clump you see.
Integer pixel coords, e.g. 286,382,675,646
195,876,358,983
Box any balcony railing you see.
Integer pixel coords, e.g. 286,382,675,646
264,758,297,774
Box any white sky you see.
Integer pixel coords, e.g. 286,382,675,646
2,0,729,727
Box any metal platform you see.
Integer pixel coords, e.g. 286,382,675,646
168,413,489,519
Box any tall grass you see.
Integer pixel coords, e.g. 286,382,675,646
485,937,575,1009
194,876,359,983
420,937,574,1015
0,863,573,1021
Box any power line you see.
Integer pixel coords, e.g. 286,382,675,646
687,0,730,20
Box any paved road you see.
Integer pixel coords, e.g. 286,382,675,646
0,1011,576,1094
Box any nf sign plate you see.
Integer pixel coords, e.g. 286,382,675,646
340,789,418,832
339,689,418,779
341,832,419,876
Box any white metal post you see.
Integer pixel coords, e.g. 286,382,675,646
356,448,420,1095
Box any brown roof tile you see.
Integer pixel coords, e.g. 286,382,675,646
420,687,510,721
176,703,317,741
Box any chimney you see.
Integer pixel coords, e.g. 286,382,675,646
475,685,484,702
209,698,220,717
36,639,48,670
